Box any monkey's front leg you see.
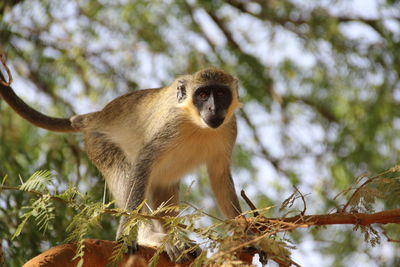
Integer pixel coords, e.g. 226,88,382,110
207,158,268,264
115,163,148,253
143,184,201,263
207,157,242,219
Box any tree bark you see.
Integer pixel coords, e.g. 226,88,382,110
253,209,400,227
23,209,400,267
23,239,192,267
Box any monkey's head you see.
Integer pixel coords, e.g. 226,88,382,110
176,68,241,129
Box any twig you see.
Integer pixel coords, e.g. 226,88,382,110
0,53,13,86
293,186,306,216
382,231,400,243
239,109,285,173
182,201,224,222
211,225,301,267
240,189,259,217
341,166,400,212
261,219,308,230
0,185,70,205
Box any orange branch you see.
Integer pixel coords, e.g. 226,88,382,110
252,209,400,227
23,239,191,267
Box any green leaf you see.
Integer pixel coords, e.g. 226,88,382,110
12,212,32,240
20,170,53,193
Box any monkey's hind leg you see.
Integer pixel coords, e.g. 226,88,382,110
140,183,201,263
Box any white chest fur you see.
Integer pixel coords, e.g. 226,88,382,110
149,125,230,187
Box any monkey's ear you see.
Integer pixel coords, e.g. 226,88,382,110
176,79,187,103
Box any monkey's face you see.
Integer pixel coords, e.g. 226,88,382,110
176,68,241,129
192,85,232,128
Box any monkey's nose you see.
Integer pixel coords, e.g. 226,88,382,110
208,106,215,113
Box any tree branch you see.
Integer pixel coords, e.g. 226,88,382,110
225,0,399,27
253,209,400,229
22,239,253,267
239,108,286,174
23,239,191,267
282,95,339,123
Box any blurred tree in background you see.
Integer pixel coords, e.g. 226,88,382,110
0,0,399,266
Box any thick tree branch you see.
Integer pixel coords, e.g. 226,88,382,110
23,239,253,267
23,239,192,267
253,209,400,229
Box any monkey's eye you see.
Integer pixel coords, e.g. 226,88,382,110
215,90,225,97
197,90,210,101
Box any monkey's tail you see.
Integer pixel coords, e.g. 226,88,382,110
0,78,79,133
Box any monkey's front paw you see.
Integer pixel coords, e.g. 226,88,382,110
245,246,268,265
165,242,201,263
127,242,139,255
117,239,139,255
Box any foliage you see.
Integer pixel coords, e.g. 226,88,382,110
0,0,400,266
1,171,292,266
2,166,400,266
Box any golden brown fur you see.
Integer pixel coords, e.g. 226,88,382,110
70,68,242,261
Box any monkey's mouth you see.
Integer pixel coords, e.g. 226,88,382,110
204,117,224,128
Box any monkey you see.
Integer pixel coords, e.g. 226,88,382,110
0,67,243,262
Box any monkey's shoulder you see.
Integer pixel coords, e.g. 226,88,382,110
104,87,162,108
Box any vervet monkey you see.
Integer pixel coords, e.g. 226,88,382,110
0,67,243,262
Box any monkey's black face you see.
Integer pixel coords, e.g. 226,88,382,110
192,85,232,128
